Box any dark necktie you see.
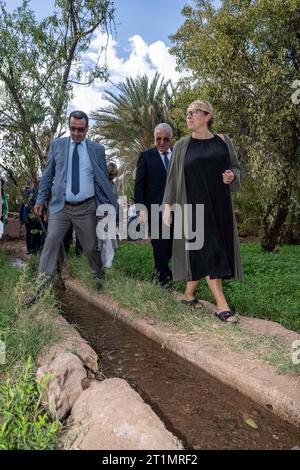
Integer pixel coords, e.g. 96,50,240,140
71,143,80,195
163,152,169,171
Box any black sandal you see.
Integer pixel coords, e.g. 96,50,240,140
215,310,239,323
181,297,204,309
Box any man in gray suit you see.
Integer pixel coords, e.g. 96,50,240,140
33,110,116,293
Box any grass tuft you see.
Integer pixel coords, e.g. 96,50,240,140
0,249,62,449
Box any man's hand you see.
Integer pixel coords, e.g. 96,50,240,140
34,204,44,217
138,210,147,224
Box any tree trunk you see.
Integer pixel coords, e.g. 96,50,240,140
261,185,291,252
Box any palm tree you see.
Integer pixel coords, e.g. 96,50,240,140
90,73,173,187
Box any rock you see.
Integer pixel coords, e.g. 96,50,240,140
37,352,87,419
37,313,98,373
64,378,183,450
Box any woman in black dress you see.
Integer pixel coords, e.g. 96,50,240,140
163,100,243,322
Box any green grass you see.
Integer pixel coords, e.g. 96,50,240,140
68,243,300,375
0,250,20,345
0,358,60,450
223,244,300,331
0,249,62,449
0,251,61,368
108,241,300,333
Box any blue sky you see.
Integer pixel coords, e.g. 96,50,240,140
6,0,190,56
6,0,195,113
5,1,228,118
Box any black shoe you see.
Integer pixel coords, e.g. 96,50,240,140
22,274,51,307
160,276,173,290
95,277,104,291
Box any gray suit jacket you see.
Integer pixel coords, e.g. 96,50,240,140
36,137,117,214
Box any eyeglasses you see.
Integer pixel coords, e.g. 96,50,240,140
69,126,87,133
155,137,170,142
186,109,203,118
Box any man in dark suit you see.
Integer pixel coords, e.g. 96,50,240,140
34,110,117,293
134,123,173,288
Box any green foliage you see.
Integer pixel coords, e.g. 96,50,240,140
0,251,61,368
0,0,114,183
0,357,61,450
0,250,21,346
112,241,154,280
0,250,62,449
232,177,265,237
90,73,174,179
222,244,300,331
170,0,300,249
168,80,199,138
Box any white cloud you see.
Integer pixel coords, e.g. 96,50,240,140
71,84,109,113
148,41,183,82
70,32,186,115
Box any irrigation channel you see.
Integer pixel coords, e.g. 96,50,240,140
59,289,300,450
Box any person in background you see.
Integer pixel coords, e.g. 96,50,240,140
134,123,173,289
128,197,137,225
127,197,139,241
19,183,42,254
0,177,8,230
99,162,119,268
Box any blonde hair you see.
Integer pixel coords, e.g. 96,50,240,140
188,99,214,127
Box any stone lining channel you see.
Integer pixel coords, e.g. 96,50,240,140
59,288,300,450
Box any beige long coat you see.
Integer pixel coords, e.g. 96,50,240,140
163,134,244,282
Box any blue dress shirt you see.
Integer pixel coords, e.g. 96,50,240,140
66,138,95,202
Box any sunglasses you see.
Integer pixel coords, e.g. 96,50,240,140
69,126,87,133
155,137,170,142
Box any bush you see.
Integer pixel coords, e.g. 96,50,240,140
0,358,61,450
0,249,62,449
232,177,264,237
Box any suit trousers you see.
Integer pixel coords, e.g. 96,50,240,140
39,198,104,279
150,215,173,283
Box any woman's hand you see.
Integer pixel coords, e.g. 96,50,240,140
163,204,172,226
222,169,235,185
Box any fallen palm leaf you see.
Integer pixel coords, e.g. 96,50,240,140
243,415,259,429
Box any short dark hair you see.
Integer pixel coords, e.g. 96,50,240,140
68,110,89,127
